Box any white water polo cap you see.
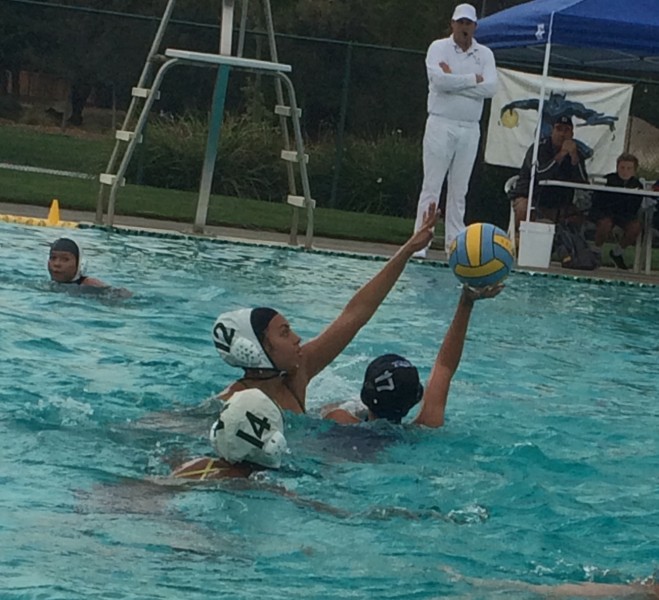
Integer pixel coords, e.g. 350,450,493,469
50,237,86,282
212,308,279,370
209,389,288,468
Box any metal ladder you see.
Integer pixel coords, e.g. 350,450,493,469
95,0,315,248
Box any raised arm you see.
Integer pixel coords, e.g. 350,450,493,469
302,206,438,380
413,284,502,428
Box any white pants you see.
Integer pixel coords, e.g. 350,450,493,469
414,115,481,253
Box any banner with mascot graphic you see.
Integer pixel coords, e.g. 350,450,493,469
485,68,633,176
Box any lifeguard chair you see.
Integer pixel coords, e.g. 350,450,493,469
95,0,315,248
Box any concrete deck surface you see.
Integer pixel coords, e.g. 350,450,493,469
1,202,657,286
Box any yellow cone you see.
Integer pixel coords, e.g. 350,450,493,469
47,199,60,225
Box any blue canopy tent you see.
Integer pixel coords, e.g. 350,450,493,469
475,0,659,227
476,0,659,73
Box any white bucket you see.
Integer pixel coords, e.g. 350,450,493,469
517,221,555,269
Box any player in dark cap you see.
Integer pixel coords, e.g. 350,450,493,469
322,283,503,427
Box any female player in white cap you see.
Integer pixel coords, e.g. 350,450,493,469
212,207,438,414
171,388,288,480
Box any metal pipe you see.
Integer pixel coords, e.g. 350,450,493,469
96,0,178,224
106,58,179,226
525,12,555,223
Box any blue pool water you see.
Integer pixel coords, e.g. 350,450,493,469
1,222,657,599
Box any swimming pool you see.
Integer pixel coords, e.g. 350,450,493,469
1,222,657,599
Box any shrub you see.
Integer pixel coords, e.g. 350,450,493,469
138,114,208,190
0,96,24,120
215,114,286,201
336,131,422,217
136,112,515,225
139,112,286,200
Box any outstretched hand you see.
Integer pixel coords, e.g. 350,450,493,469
463,282,504,302
405,204,438,254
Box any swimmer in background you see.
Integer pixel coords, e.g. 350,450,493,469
48,237,131,296
211,207,439,414
48,237,107,287
321,283,503,426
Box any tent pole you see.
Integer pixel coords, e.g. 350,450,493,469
525,12,555,223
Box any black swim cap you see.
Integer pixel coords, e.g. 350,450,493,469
50,238,80,261
250,307,279,342
361,354,423,423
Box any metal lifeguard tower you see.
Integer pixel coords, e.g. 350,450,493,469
95,0,315,248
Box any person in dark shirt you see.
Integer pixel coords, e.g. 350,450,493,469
589,153,643,270
508,115,588,228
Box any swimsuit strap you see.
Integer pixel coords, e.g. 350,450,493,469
173,459,229,480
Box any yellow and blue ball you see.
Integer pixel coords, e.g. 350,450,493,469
448,223,514,287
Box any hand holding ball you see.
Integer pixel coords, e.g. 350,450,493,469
449,223,514,288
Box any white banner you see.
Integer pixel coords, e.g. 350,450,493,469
485,68,633,177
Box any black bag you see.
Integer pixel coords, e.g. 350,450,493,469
553,223,601,270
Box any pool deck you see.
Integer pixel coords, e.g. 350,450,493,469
2,201,658,285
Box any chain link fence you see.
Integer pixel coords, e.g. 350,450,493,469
2,0,659,226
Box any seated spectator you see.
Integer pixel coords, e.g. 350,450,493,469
508,115,589,228
589,153,643,270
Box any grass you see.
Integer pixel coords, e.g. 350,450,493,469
0,169,434,246
0,123,655,269
0,123,114,174
0,122,440,245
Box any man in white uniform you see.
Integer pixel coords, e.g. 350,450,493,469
413,3,497,257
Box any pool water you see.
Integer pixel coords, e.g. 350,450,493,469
1,222,657,599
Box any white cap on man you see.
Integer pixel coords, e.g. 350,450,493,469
452,3,478,22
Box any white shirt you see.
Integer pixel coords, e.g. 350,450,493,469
425,35,497,123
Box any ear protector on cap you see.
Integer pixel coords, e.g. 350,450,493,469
212,308,277,370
